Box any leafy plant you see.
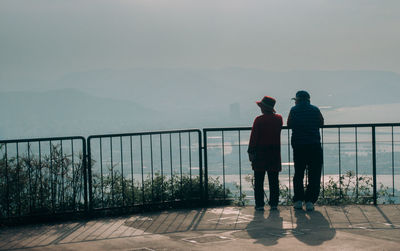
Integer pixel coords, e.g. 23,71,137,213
232,182,248,206
1,142,396,221
0,144,85,218
318,171,395,205
1,144,231,219
243,170,395,206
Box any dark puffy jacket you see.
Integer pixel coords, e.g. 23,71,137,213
287,101,324,145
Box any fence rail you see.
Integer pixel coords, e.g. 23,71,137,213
0,136,87,221
1,123,399,223
203,123,400,206
87,129,203,212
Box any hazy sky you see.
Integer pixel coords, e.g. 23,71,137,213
1,0,400,90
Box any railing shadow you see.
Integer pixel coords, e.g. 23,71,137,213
0,209,208,250
3,205,400,250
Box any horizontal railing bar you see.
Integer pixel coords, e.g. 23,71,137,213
87,129,202,140
322,123,400,128
204,123,400,132
204,141,399,148
204,127,252,132
0,136,85,144
1,123,398,143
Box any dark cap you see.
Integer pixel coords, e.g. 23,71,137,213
292,90,310,101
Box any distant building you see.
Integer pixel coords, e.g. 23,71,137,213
229,103,240,121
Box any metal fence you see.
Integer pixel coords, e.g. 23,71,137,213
0,136,87,221
87,129,202,211
1,123,399,223
203,123,400,206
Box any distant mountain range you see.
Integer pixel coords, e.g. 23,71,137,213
1,68,400,139
0,89,160,138
57,68,400,109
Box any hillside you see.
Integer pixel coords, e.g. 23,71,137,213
1,69,400,139
0,89,159,138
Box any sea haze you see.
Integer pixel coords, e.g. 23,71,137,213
1,68,400,139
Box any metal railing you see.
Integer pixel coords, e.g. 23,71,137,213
87,129,202,211
1,123,399,223
0,136,87,221
203,123,400,206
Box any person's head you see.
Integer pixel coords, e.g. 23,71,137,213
292,90,310,104
256,96,276,114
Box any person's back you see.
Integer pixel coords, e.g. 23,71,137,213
252,113,282,147
288,100,323,146
249,113,282,171
248,96,282,211
287,90,324,211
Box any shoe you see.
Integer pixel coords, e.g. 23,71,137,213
293,201,303,210
305,202,314,211
270,205,278,211
255,206,265,211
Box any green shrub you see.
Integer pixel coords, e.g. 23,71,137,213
91,168,230,208
243,170,395,206
1,142,395,219
0,144,85,218
316,171,395,205
1,144,231,218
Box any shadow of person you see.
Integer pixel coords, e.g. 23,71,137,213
246,209,283,246
293,209,336,246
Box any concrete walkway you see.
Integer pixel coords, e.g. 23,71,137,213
1,205,399,250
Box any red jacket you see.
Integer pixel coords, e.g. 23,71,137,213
248,113,283,172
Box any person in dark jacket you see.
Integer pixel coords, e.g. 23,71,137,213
287,90,324,211
248,96,283,211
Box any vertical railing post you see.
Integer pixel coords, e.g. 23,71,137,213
372,126,377,205
5,144,9,218
391,126,395,197
85,138,91,213
238,130,242,203
355,127,359,198
222,131,225,200
198,130,203,204
321,128,324,198
338,128,342,197
203,130,208,204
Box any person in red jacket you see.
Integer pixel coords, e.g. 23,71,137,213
248,96,283,211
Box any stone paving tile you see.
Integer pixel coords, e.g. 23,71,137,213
342,205,372,224
75,221,109,241
84,218,116,240
355,205,384,224
140,213,170,234
374,205,400,223
154,213,180,234
8,226,55,249
57,220,98,243
99,218,131,240
322,206,352,228
101,218,143,239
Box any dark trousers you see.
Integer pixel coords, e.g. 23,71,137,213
254,170,279,207
292,144,323,203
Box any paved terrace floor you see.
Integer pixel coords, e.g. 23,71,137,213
0,205,400,251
